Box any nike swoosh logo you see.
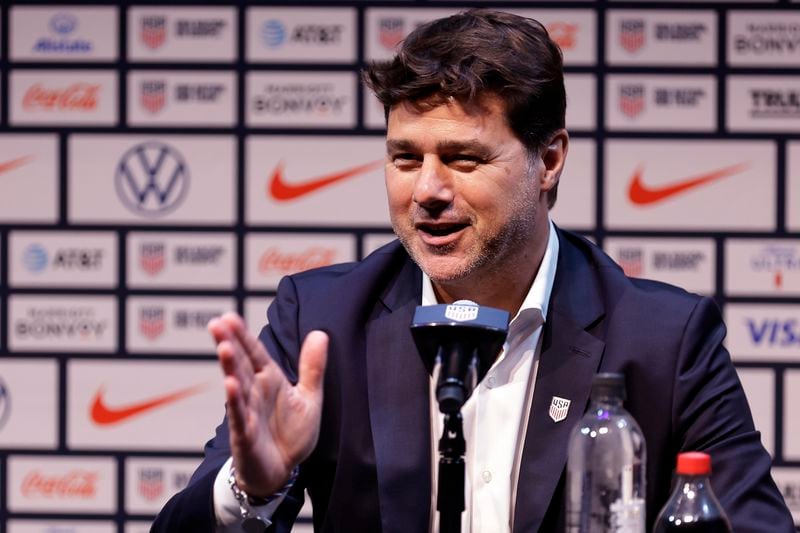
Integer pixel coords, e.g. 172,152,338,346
269,160,384,201
90,383,208,425
628,162,751,205
0,156,33,175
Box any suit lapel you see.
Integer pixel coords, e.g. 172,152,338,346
513,230,606,532
365,257,431,533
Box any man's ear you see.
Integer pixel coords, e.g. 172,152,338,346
539,129,569,193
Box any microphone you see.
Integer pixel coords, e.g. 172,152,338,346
410,300,509,414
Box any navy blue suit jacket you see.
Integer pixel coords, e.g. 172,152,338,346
152,228,793,532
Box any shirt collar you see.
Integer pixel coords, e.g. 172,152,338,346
421,218,559,325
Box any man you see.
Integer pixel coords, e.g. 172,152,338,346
152,9,793,533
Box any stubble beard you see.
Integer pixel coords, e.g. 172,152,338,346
394,182,539,285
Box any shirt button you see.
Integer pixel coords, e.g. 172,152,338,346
486,375,496,388
482,470,492,484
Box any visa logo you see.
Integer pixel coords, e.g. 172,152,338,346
747,318,800,346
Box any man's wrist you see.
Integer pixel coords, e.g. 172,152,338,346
228,464,299,513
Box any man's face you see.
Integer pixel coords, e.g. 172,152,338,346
385,94,559,285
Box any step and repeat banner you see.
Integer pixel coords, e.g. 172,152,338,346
0,1,799,531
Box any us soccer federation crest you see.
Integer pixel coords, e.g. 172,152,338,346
549,396,571,423
444,303,479,322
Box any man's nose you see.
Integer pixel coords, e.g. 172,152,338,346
412,156,454,209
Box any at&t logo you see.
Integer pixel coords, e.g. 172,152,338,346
23,244,49,273
115,141,190,217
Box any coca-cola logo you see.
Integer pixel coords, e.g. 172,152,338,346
22,83,100,111
21,469,98,499
258,247,337,275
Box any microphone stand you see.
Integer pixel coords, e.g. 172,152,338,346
438,412,465,533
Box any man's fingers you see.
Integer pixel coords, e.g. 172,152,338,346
297,330,329,398
224,376,248,437
221,312,270,370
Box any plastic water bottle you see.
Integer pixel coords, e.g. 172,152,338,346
566,373,646,532
652,452,732,532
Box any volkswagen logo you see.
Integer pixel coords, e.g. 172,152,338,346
115,141,190,218
0,377,11,432
50,12,78,35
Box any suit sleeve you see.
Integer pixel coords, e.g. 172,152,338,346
672,296,794,532
150,276,308,532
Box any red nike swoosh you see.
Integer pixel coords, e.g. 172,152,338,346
0,156,33,175
269,160,384,201
90,383,208,425
628,162,751,205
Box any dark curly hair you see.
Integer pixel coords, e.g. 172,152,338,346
363,9,567,208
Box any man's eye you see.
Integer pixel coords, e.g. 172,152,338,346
448,155,481,169
391,154,420,167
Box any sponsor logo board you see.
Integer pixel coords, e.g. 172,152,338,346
126,296,234,354
0,359,58,449
9,295,117,353
7,455,115,513
363,233,397,258
727,76,800,132
246,8,356,63
128,7,236,61
247,71,357,128
7,520,116,533
788,143,800,231
736,368,775,456
125,457,200,513
605,140,775,230
127,232,235,289
512,9,597,66
68,135,235,225
244,297,274,339
784,371,800,461
728,11,800,67
550,138,596,231
10,70,118,126
363,90,386,130
366,8,595,66
365,8,459,61
125,522,154,533
724,304,800,362
604,237,715,294
67,360,224,450
246,136,388,226
9,231,117,288
128,71,235,127
0,134,58,223
606,74,715,131
10,7,118,62
606,10,716,66
725,239,800,296
565,74,596,131
771,467,800,523
245,233,356,290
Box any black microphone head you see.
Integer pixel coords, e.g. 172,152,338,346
410,301,509,413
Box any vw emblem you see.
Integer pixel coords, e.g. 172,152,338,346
0,377,11,432
50,12,78,35
115,141,190,218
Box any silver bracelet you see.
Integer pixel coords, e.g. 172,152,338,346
228,465,299,525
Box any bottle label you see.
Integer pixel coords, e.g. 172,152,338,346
610,498,645,533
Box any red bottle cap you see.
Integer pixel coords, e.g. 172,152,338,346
676,452,711,476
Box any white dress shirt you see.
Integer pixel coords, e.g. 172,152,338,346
427,219,559,533
214,220,559,533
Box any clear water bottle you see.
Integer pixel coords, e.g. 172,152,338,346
566,373,647,533
652,452,732,532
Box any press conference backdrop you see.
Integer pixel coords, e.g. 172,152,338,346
0,0,798,531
